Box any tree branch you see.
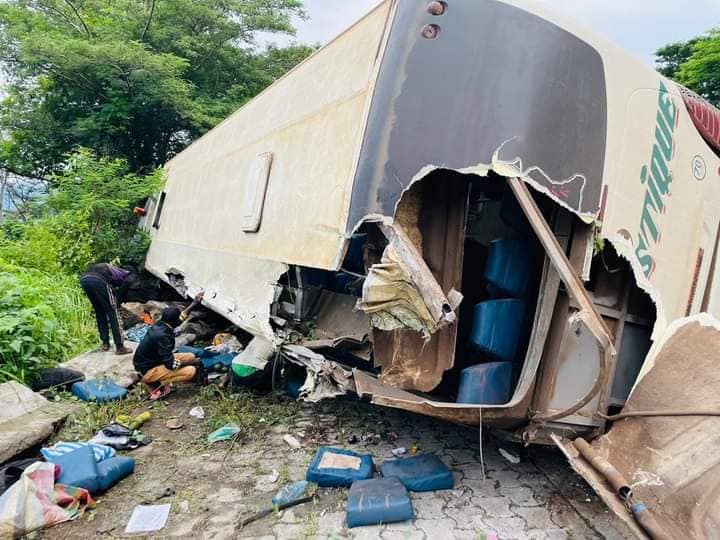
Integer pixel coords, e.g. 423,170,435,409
36,1,84,35
62,0,92,38
140,0,158,42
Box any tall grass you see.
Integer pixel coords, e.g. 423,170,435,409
0,261,96,384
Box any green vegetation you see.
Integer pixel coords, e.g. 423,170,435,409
0,1,314,384
0,150,163,383
657,28,720,107
0,0,314,178
0,261,95,383
194,386,300,442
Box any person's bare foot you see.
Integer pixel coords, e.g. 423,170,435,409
115,346,133,355
101,343,110,352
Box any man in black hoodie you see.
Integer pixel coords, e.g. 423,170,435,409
133,293,204,398
80,263,134,355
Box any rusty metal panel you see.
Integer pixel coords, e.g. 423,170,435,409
365,175,469,392
558,319,720,539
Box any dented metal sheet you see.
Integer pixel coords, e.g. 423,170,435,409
283,345,354,402
348,0,608,230
357,223,456,338
144,2,392,338
556,318,720,539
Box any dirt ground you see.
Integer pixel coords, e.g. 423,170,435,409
39,386,633,540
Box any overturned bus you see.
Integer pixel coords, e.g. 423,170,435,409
143,1,720,536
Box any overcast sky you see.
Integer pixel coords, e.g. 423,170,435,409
272,0,720,67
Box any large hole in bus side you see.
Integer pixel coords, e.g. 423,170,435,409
359,169,555,405
278,169,657,412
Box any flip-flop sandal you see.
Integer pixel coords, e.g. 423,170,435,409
149,385,173,401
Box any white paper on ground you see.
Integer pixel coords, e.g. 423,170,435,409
125,504,171,534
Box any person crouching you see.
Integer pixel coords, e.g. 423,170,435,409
133,296,203,400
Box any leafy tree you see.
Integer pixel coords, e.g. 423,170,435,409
0,0,313,177
657,29,720,107
1,148,163,273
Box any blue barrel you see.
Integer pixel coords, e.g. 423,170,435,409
456,361,513,405
470,299,525,361
484,238,537,298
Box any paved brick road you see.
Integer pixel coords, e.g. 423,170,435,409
250,400,633,540
42,393,633,539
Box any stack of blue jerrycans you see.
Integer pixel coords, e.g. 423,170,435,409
458,190,539,405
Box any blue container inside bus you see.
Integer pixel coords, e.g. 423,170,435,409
469,299,525,362
456,361,513,405
484,238,537,298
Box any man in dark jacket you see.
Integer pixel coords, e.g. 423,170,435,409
133,293,204,399
80,263,134,355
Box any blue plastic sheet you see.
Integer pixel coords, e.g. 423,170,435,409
346,477,414,528
380,454,454,492
306,447,374,487
71,379,128,403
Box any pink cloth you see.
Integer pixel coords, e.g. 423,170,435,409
0,462,94,537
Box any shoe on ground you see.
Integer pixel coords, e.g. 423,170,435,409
149,385,173,401
101,343,110,352
115,346,133,355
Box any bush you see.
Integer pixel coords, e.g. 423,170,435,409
0,149,163,384
0,149,164,274
0,262,96,384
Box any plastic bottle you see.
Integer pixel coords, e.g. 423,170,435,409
272,480,309,506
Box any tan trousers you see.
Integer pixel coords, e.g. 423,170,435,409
142,353,196,385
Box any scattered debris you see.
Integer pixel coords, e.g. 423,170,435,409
116,412,152,430
238,494,314,528
268,469,280,484
347,434,358,444
391,447,407,457
499,447,521,465
207,424,240,443
272,480,309,506
71,379,129,403
381,454,454,492
208,333,244,354
283,434,302,449
165,419,184,431
282,345,354,402
347,477,414,528
124,503,171,534
188,406,205,420
154,487,175,501
307,447,374,487
0,462,94,537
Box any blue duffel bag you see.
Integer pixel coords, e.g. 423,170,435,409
97,456,135,492
52,445,100,493
306,447,374,487
71,379,128,403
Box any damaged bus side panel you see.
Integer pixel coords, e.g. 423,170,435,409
145,1,720,536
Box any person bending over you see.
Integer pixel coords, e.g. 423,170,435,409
80,263,135,355
133,293,204,399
